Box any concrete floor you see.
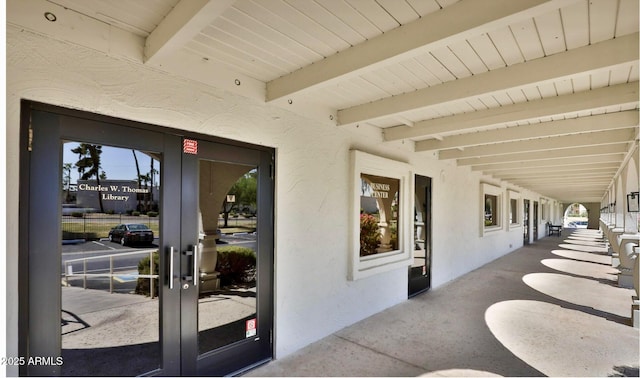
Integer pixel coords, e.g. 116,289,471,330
245,229,640,377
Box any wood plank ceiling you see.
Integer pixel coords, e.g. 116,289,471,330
9,0,640,204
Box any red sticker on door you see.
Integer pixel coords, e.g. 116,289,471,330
246,318,257,338
183,139,198,154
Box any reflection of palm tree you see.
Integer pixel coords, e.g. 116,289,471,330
63,163,72,202
132,150,142,211
72,144,105,212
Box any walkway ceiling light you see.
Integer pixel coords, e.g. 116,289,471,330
627,192,639,212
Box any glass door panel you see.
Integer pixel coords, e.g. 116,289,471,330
523,200,530,245
409,174,432,297
197,161,258,354
181,139,273,376
60,142,162,376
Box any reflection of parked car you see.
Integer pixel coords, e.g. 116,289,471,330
108,224,154,246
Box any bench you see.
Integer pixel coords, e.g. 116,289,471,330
548,224,562,236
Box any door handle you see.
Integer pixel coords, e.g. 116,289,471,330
193,244,198,287
169,246,175,290
182,245,198,287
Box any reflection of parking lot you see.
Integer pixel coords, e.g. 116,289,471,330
62,239,158,293
63,238,158,254
219,233,257,250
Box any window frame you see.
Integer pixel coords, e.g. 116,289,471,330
481,183,503,235
349,150,412,281
508,190,521,229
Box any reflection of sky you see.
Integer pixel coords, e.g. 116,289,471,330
63,142,159,182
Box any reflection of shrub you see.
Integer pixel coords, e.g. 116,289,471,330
62,231,98,240
390,223,397,250
216,246,256,286
132,211,141,216
360,214,381,256
136,252,159,297
147,211,158,217
71,212,83,218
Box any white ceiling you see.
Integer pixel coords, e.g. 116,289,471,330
8,0,640,204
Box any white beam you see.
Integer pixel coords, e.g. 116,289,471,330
487,159,623,171
385,83,639,141
439,128,635,159
338,33,639,126
144,0,235,64
266,0,578,102
497,171,618,180
492,166,620,176
416,111,637,151
456,144,628,166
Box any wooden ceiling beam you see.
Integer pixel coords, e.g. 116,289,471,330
338,32,638,127
438,128,635,159
415,111,637,152
385,83,639,142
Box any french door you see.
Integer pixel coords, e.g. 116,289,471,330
20,102,273,376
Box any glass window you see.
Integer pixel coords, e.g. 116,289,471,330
360,173,400,256
349,150,412,281
510,198,518,224
485,194,499,227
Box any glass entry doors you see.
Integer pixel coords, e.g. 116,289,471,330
20,103,273,376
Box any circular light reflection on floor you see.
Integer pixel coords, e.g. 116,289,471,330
551,249,612,265
541,258,618,282
558,243,608,254
522,273,633,318
485,300,639,377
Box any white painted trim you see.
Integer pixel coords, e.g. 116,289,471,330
482,183,504,236
508,190,522,230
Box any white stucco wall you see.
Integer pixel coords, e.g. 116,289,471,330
6,25,557,370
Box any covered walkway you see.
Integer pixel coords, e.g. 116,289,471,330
247,229,639,377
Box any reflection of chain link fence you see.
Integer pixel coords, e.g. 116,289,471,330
62,213,159,240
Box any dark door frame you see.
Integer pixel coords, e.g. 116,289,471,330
523,199,530,245
19,100,274,376
533,201,539,241
408,174,432,297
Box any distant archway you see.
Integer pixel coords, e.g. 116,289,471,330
563,203,588,228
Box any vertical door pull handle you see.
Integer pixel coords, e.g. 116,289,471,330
169,246,175,290
193,245,198,286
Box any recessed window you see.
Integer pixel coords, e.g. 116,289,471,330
485,194,499,227
481,183,503,235
350,150,412,280
510,198,518,225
